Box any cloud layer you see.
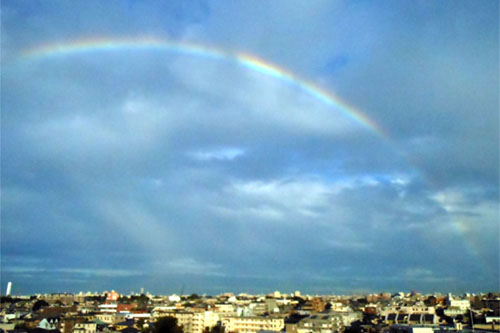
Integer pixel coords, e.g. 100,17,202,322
1,0,498,295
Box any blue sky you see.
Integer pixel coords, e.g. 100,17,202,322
1,0,498,295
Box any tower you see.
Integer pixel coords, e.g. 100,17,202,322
6,282,12,296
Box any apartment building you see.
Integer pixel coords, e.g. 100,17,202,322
220,315,284,333
73,321,97,333
95,313,126,324
154,310,219,333
296,314,343,333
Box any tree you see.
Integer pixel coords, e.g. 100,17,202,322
424,296,437,306
204,323,224,333
32,299,49,312
154,317,183,333
1,296,13,303
136,318,146,331
119,296,130,303
132,294,150,310
292,296,306,309
209,325,224,333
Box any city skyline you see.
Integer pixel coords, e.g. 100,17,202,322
1,285,498,298
1,1,499,295
3,289,498,333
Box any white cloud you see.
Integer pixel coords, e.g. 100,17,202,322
430,189,467,213
97,198,178,255
189,147,245,161
230,178,332,206
403,267,434,278
428,188,499,234
218,178,334,221
58,268,142,277
164,54,359,137
212,205,285,221
210,174,416,225
327,240,371,251
401,267,455,283
2,266,142,278
156,258,224,276
28,115,120,154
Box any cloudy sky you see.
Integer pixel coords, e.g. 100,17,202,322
1,0,498,295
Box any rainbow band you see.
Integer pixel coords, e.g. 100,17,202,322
19,37,386,138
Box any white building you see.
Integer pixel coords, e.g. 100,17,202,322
99,304,118,313
38,318,59,330
215,304,236,313
169,294,181,302
126,313,151,320
448,299,470,311
96,313,124,324
390,325,433,333
220,315,284,333
154,310,219,333
297,314,343,333
73,321,97,333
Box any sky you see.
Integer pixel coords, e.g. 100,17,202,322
1,0,499,296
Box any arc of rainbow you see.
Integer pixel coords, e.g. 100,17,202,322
18,37,387,138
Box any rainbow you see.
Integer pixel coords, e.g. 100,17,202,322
13,37,493,276
17,36,387,138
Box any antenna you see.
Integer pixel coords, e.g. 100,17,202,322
6,282,12,296
180,284,185,297
469,309,474,333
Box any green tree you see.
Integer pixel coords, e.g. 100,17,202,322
119,296,130,303
292,296,305,309
133,294,149,310
424,296,437,306
203,324,224,333
154,317,183,333
32,299,49,312
1,296,13,303
136,318,146,331
210,324,224,333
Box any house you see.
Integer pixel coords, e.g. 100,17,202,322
118,328,140,333
73,321,97,333
38,318,59,330
297,314,343,333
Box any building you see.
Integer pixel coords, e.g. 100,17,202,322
448,299,470,311
389,325,433,333
154,310,219,333
38,318,60,330
106,291,120,303
220,315,284,333
191,311,219,333
99,304,118,313
297,314,343,333
73,321,97,333
383,314,437,326
95,313,126,324
215,304,236,313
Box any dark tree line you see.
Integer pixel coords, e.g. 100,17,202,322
145,317,183,333
148,317,224,333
